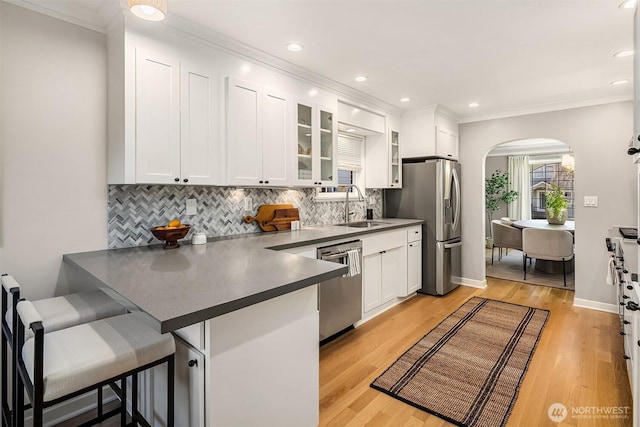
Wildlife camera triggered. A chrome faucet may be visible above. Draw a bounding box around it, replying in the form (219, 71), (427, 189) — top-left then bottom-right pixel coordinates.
(344, 184), (365, 223)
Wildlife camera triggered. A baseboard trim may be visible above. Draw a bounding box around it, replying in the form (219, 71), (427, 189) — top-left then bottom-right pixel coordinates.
(459, 277), (487, 289)
(573, 298), (618, 314)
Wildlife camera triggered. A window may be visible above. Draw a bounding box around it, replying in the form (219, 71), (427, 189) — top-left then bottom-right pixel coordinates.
(529, 159), (574, 219)
(317, 134), (365, 200)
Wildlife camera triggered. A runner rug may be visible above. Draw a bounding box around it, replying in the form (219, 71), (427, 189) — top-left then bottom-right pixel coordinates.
(370, 297), (549, 427)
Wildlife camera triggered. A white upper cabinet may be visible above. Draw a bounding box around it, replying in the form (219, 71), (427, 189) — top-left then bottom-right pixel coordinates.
(226, 77), (292, 186)
(401, 105), (459, 160)
(295, 102), (337, 187)
(109, 47), (219, 185)
(365, 122), (401, 189)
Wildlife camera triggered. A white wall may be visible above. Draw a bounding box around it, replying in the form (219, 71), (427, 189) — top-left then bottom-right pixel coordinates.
(0, 3), (108, 299)
(459, 101), (636, 306)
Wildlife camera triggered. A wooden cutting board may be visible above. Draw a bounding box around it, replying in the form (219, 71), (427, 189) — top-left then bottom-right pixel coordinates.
(262, 208), (300, 231)
(243, 204), (297, 232)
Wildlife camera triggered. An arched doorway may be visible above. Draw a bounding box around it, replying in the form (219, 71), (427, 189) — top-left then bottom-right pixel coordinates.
(484, 138), (575, 289)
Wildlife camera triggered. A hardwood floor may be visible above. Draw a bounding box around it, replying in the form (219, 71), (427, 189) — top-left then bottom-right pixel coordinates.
(319, 278), (632, 427)
(60, 278), (631, 426)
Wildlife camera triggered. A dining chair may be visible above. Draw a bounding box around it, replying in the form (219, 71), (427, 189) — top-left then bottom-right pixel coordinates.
(522, 228), (574, 287)
(491, 220), (523, 265)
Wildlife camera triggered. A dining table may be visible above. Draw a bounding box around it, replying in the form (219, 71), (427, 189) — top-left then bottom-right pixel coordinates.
(512, 219), (575, 274)
(512, 219), (575, 233)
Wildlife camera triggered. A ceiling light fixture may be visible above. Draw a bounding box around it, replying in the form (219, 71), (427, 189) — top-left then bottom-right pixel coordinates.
(469, 102), (480, 108)
(354, 76), (368, 82)
(287, 43), (304, 52)
(614, 50), (634, 58)
(400, 97), (411, 102)
(128, 0), (167, 21)
(610, 79), (630, 85)
(619, 0), (636, 8)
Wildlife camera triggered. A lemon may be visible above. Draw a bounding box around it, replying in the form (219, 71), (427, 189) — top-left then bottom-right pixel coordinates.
(168, 219), (181, 228)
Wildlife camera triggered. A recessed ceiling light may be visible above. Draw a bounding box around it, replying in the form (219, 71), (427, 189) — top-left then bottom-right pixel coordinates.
(308, 89), (318, 97)
(614, 50), (634, 58)
(400, 97), (411, 102)
(346, 128), (357, 133)
(610, 79), (630, 85)
(354, 76), (368, 82)
(469, 102), (480, 108)
(619, 0), (636, 8)
(287, 43), (304, 52)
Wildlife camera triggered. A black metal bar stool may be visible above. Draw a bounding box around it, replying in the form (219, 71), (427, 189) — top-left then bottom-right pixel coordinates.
(14, 302), (175, 427)
(1, 274), (126, 427)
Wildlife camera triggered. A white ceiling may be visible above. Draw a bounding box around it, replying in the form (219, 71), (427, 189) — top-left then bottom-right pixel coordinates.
(10, 0), (636, 122)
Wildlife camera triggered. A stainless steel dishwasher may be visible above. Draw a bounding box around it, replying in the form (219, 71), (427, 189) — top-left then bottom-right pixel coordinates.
(317, 240), (363, 343)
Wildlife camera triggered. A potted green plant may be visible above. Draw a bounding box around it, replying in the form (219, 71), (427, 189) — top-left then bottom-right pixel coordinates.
(545, 184), (568, 224)
(485, 170), (519, 247)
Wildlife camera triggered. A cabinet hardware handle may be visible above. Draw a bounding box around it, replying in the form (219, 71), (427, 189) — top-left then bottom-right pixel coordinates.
(624, 320), (631, 324)
(628, 285), (634, 290)
(174, 177), (180, 182)
(624, 355), (631, 360)
(620, 302), (626, 306)
(620, 331), (626, 336)
(627, 301), (640, 311)
(637, 135), (640, 142)
(637, 340), (640, 347)
(183, 178), (189, 183)
(623, 295), (630, 299)
(259, 180), (264, 184)
(265, 181), (269, 184)
(188, 359), (198, 367)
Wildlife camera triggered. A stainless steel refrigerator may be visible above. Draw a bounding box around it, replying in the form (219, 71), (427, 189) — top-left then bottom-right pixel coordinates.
(385, 158), (461, 295)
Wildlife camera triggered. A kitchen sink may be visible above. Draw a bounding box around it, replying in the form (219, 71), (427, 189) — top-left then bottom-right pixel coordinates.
(334, 221), (389, 228)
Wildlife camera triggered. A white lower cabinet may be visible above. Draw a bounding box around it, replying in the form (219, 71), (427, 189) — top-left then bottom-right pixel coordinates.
(362, 229), (407, 313)
(138, 336), (206, 427)
(406, 240), (422, 294)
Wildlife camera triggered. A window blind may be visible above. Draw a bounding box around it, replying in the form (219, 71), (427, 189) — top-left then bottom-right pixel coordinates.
(337, 135), (363, 171)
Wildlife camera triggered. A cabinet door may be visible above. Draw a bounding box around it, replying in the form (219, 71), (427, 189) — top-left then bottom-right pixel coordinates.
(389, 130), (401, 188)
(381, 247), (402, 304)
(227, 78), (262, 185)
(363, 253), (382, 312)
(262, 89), (291, 185)
(318, 106), (337, 186)
(135, 49), (181, 184)
(407, 241), (422, 294)
(181, 65), (218, 185)
(436, 127), (458, 160)
(295, 102), (316, 185)
(144, 337), (205, 426)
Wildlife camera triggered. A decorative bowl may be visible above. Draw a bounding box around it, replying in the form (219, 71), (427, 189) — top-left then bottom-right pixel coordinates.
(150, 225), (191, 249)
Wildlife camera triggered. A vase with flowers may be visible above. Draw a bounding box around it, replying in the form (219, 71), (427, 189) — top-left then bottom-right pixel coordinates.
(545, 184), (568, 225)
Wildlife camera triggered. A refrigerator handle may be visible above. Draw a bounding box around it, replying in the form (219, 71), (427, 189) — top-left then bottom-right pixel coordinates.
(452, 167), (461, 232)
(444, 241), (463, 249)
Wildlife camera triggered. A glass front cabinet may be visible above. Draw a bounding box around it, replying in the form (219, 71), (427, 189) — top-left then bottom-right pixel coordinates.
(295, 102), (337, 187)
(389, 130), (401, 188)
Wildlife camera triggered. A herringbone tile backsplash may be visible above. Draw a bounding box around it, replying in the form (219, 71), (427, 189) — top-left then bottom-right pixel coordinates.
(108, 185), (383, 248)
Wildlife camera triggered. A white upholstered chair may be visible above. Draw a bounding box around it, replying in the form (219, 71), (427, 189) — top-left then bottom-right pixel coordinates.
(1, 274), (126, 427)
(491, 220), (523, 265)
(522, 228), (574, 287)
(15, 302), (176, 426)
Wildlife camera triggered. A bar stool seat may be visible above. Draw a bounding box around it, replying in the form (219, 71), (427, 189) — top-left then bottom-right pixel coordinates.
(16, 304), (175, 426)
(1, 274), (126, 427)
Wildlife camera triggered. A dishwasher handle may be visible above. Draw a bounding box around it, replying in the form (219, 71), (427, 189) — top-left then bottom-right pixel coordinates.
(320, 252), (349, 261)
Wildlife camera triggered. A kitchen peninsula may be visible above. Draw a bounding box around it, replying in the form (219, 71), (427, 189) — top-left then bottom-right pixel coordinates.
(63, 218), (422, 426)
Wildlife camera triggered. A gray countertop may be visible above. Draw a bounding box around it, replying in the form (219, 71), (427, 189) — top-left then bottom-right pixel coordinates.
(64, 218), (422, 333)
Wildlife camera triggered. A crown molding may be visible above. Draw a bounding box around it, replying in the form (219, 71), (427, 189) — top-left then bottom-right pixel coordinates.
(159, 12), (402, 116)
(2, 0), (111, 33)
(459, 94), (633, 124)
